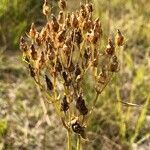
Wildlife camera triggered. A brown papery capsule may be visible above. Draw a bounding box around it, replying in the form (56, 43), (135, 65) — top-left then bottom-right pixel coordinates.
(43, 0), (50, 16)
(30, 44), (37, 60)
(58, 0), (67, 10)
(58, 11), (64, 24)
(71, 13), (79, 28)
(29, 23), (36, 39)
(116, 29), (124, 46)
(35, 32), (42, 46)
(45, 75), (53, 91)
(85, 3), (93, 13)
(74, 29), (83, 46)
(105, 38), (115, 55)
(110, 55), (119, 72)
(57, 30), (66, 43)
(61, 95), (69, 112)
(71, 119), (86, 138)
(76, 95), (88, 115)
(51, 14), (59, 32)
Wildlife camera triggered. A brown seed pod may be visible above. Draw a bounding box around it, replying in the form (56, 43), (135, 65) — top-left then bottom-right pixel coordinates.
(61, 95), (69, 112)
(74, 29), (83, 46)
(43, 0), (50, 16)
(71, 13), (79, 28)
(105, 38), (115, 55)
(71, 118), (86, 139)
(58, 0), (67, 10)
(58, 11), (64, 24)
(51, 14), (59, 32)
(85, 3), (93, 13)
(110, 55), (119, 72)
(45, 75), (53, 91)
(76, 95), (88, 115)
(57, 30), (66, 43)
(35, 32), (42, 46)
(116, 29), (124, 46)
(29, 23), (36, 39)
(30, 44), (38, 60)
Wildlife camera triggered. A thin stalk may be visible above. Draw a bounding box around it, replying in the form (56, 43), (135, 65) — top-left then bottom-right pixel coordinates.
(77, 135), (81, 150)
(67, 130), (72, 150)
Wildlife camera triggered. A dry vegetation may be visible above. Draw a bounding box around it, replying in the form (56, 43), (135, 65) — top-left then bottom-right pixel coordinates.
(0, 0), (150, 150)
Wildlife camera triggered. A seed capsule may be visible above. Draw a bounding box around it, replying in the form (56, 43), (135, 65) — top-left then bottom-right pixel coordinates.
(74, 29), (83, 46)
(58, 11), (64, 24)
(51, 14), (59, 32)
(61, 95), (69, 112)
(30, 44), (37, 60)
(116, 29), (124, 46)
(76, 95), (88, 115)
(29, 23), (36, 39)
(71, 118), (86, 139)
(43, 0), (50, 16)
(105, 38), (115, 55)
(110, 55), (119, 72)
(71, 13), (79, 28)
(45, 75), (53, 91)
(58, 0), (67, 10)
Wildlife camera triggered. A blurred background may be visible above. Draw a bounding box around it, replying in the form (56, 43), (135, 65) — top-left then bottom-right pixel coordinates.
(0, 0), (150, 149)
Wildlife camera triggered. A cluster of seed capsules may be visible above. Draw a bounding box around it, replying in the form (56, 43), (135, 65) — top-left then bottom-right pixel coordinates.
(20, 0), (124, 139)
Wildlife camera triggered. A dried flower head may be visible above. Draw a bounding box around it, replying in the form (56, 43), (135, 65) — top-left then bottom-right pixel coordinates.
(20, 0), (123, 144)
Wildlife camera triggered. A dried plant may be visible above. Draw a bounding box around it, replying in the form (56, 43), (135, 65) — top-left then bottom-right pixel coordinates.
(20, 0), (124, 149)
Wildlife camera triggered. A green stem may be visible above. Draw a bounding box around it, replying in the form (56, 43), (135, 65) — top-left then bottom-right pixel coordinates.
(67, 130), (72, 150)
(77, 135), (81, 150)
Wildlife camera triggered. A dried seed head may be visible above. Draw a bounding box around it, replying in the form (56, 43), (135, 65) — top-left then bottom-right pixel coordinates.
(45, 75), (53, 91)
(116, 29), (124, 46)
(61, 95), (69, 112)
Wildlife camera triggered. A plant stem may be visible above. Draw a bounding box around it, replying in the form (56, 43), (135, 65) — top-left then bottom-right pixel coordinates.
(77, 135), (81, 150)
(67, 130), (72, 150)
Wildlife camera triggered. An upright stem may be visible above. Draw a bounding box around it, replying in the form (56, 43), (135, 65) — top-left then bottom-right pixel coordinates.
(67, 130), (72, 150)
(77, 135), (81, 150)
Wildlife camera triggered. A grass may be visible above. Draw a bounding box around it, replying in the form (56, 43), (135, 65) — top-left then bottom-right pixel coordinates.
(0, 0), (150, 149)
